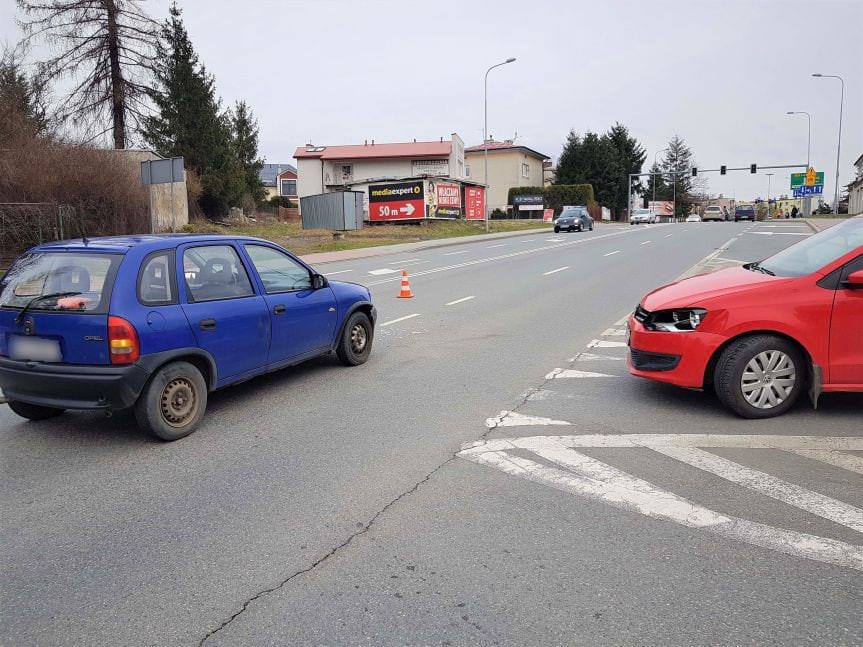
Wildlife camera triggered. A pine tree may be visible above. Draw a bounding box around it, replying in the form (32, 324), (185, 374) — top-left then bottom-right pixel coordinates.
(229, 101), (266, 204)
(0, 47), (50, 143)
(16, 0), (158, 148)
(661, 135), (696, 218)
(646, 162), (669, 205)
(143, 3), (243, 216)
(606, 122), (646, 215)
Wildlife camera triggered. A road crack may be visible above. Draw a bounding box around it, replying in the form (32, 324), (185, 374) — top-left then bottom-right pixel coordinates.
(197, 455), (457, 646)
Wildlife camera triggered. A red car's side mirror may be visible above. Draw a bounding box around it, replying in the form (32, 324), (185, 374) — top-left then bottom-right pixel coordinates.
(842, 269), (863, 290)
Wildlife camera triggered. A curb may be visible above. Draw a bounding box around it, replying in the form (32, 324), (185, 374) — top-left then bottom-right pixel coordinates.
(802, 219), (820, 233)
(300, 226), (556, 265)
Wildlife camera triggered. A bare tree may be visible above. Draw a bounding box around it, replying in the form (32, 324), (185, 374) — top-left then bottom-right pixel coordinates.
(16, 0), (158, 149)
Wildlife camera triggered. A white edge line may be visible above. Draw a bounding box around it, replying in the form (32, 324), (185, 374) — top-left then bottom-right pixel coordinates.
(380, 313), (421, 327)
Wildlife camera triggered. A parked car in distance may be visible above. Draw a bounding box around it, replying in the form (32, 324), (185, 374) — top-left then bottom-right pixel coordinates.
(685, 214), (702, 223)
(0, 235), (376, 440)
(555, 206), (594, 233)
(627, 216), (863, 418)
(630, 208), (658, 225)
(702, 205), (724, 222)
(734, 204), (756, 221)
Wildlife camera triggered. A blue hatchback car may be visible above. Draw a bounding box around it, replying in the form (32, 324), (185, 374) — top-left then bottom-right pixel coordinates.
(0, 235), (376, 440)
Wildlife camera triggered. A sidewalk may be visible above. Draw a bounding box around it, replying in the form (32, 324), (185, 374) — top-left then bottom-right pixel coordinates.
(299, 223), (568, 264)
(804, 217), (851, 232)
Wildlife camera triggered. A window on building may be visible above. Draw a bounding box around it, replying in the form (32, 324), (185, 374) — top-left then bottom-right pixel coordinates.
(280, 179), (297, 196)
(465, 165), (471, 177)
(340, 164), (353, 177)
(522, 163), (530, 178)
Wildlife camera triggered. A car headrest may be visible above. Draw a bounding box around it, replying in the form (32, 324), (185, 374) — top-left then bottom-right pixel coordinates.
(46, 265), (91, 293)
(201, 258), (233, 284)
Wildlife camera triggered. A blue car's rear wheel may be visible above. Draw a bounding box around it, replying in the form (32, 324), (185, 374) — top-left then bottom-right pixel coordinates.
(337, 311), (373, 366)
(135, 361), (207, 441)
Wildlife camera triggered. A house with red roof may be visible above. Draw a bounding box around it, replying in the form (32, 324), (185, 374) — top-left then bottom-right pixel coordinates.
(464, 140), (550, 214)
(294, 134), (488, 221)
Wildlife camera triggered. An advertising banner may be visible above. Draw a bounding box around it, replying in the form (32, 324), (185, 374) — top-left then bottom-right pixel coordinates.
(434, 182), (462, 217)
(543, 209), (554, 222)
(465, 186), (485, 220)
(368, 181), (425, 221)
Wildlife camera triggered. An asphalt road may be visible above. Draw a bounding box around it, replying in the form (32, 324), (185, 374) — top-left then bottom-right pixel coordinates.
(2, 220), (860, 646)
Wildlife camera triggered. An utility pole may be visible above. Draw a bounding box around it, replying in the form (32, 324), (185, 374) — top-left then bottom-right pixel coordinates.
(653, 148), (669, 206)
(766, 173), (774, 220)
(483, 58), (516, 232)
(786, 110), (812, 216)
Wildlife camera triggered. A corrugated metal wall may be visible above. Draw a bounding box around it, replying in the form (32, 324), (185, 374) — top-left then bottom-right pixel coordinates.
(300, 192), (364, 230)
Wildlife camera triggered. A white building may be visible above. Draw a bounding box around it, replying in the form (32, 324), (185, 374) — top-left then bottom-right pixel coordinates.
(848, 153), (863, 216)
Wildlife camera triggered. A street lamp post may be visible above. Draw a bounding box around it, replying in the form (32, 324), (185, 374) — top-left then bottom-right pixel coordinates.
(766, 173), (774, 220)
(483, 57), (516, 233)
(812, 73), (845, 214)
(785, 111), (811, 167)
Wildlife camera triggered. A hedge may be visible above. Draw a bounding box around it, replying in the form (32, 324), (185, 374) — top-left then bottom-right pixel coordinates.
(507, 184), (595, 215)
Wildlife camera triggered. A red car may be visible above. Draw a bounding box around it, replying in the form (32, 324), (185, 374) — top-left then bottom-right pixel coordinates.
(628, 216), (863, 418)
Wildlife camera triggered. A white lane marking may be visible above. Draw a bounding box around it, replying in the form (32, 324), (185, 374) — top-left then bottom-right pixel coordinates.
(587, 339), (627, 348)
(546, 237), (566, 242)
(443, 250), (470, 256)
(546, 368), (616, 379)
(365, 226), (670, 286)
(774, 232), (810, 236)
(458, 434), (863, 572)
(542, 266), (570, 276)
(653, 446), (863, 534)
(368, 268), (398, 275)
(604, 250), (621, 256)
(521, 239), (537, 243)
(324, 269), (353, 276)
(486, 243), (508, 248)
(665, 234), (673, 238)
(389, 258), (421, 264)
(601, 328), (627, 336)
(485, 411), (571, 429)
(445, 296), (475, 306)
(787, 449), (863, 475)
(748, 231), (773, 236)
(640, 240), (652, 245)
(380, 313), (421, 327)
(572, 353), (625, 362)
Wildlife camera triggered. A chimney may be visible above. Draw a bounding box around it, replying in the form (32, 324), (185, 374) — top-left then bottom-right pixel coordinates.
(371, 139), (375, 145)
(364, 139), (368, 145)
(440, 136), (443, 142)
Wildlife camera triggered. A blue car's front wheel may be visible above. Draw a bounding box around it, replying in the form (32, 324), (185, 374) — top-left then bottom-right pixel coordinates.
(337, 311), (373, 366)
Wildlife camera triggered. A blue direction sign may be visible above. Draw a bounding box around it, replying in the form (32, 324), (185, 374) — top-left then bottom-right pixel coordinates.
(793, 185), (823, 198)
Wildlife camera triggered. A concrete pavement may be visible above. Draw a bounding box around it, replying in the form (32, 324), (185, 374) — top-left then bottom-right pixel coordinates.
(2, 221), (860, 646)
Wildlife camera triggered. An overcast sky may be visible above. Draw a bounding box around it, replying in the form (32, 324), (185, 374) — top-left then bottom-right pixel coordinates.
(3, 0), (861, 203)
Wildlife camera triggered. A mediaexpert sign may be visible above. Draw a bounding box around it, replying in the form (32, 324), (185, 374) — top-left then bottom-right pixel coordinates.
(435, 182), (462, 217)
(465, 186), (485, 220)
(368, 181), (425, 221)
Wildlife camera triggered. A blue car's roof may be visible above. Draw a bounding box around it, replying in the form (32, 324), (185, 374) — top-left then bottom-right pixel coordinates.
(31, 234), (271, 254)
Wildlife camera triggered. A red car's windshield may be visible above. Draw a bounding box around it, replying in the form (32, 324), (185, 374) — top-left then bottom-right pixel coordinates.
(758, 218), (863, 277)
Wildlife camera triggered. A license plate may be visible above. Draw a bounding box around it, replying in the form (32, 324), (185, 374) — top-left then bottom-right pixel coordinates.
(9, 336), (62, 362)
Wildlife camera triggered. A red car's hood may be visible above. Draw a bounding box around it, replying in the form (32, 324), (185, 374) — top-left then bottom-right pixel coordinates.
(641, 266), (796, 311)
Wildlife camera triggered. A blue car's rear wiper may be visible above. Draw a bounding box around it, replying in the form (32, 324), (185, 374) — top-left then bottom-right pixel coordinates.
(14, 292), (81, 324)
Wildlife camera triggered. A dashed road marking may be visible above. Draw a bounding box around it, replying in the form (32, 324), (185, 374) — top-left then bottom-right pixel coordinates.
(389, 258), (421, 264)
(588, 339), (627, 348)
(324, 269), (353, 276)
(443, 250), (470, 256)
(380, 313), (421, 326)
(542, 266), (570, 276)
(485, 411), (571, 429)
(445, 296), (475, 306)
(368, 268), (399, 275)
(458, 434), (863, 572)
(604, 250), (621, 256)
(641, 240), (652, 245)
(545, 368), (617, 379)
(486, 243), (508, 249)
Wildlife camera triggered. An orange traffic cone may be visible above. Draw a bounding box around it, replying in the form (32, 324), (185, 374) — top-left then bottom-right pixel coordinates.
(397, 270), (414, 298)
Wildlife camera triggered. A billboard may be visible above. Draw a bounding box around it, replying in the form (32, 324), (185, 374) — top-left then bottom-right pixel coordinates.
(368, 181), (425, 221)
(648, 201), (674, 216)
(465, 186), (485, 220)
(434, 182), (462, 217)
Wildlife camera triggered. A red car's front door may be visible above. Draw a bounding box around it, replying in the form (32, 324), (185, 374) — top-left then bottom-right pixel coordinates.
(829, 255), (863, 385)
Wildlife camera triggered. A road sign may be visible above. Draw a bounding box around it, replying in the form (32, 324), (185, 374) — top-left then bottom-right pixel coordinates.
(791, 169), (824, 188)
(793, 185), (823, 197)
(367, 180), (425, 221)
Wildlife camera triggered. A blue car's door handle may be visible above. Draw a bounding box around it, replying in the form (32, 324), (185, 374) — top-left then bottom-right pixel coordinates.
(273, 304), (286, 315)
(199, 318), (216, 330)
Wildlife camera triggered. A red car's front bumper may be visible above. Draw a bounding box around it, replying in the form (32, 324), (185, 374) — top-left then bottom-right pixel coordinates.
(626, 315), (727, 389)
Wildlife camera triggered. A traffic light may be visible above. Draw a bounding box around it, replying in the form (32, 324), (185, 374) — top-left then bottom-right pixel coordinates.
(691, 167), (697, 176)
(750, 164), (757, 174)
(720, 165), (726, 175)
